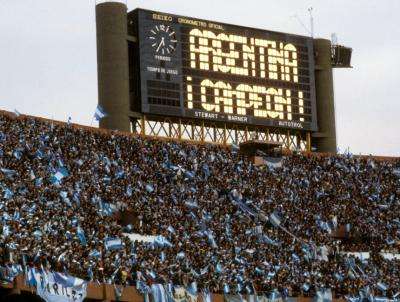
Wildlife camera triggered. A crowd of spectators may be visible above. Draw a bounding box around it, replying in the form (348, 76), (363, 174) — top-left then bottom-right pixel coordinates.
(0, 112), (399, 299)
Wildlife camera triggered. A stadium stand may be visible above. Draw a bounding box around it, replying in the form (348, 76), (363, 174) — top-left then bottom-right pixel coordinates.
(0, 110), (399, 301)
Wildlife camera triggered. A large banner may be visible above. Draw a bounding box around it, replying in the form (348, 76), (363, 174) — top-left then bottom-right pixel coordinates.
(29, 268), (87, 302)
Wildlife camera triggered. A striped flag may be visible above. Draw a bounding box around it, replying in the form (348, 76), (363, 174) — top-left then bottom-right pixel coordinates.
(264, 157), (282, 169)
(53, 272), (86, 287)
(49, 167), (69, 184)
(94, 105), (107, 121)
(104, 238), (124, 251)
(377, 282), (388, 292)
(269, 212), (281, 227)
(315, 288), (332, 302)
(77, 226), (87, 246)
(0, 168), (17, 179)
(151, 284), (167, 302)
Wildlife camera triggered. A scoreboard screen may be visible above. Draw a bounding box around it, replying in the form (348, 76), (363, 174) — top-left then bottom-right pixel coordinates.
(131, 9), (317, 131)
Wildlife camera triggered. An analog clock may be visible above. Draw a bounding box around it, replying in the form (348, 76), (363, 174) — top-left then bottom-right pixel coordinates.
(148, 24), (177, 55)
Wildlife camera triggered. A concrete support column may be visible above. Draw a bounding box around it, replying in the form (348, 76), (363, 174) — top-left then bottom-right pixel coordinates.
(96, 2), (131, 131)
(313, 39), (337, 153)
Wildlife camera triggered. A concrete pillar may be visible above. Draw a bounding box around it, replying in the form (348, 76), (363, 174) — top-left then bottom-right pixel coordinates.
(96, 2), (131, 131)
(313, 39), (337, 153)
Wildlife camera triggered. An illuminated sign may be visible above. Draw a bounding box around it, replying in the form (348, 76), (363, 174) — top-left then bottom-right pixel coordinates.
(129, 9), (317, 131)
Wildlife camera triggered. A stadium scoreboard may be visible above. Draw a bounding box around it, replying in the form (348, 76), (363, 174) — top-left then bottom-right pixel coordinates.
(130, 9), (318, 131)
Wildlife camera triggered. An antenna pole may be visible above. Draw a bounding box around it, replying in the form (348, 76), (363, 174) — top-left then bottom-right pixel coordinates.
(292, 15), (312, 36)
(308, 7), (314, 38)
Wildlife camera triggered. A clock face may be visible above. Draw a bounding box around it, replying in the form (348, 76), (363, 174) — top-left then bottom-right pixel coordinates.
(148, 24), (177, 55)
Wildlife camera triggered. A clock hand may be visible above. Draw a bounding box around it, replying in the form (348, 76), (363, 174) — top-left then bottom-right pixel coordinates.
(156, 41), (163, 52)
(156, 38), (166, 52)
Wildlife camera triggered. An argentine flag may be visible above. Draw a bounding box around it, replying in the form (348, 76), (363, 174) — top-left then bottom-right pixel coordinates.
(315, 288), (332, 302)
(77, 226), (87, 246)
(53, 272), (86, 288)
(104, 237), (124, 251)
(151, 284), (167, 302)
(94, 105), (107, 121)
(269, 212), (281, 227)
(49, 167), (69, 184)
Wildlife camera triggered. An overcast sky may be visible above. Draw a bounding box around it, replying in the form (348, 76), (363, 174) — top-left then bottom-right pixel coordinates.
(0, 0), (399, 156)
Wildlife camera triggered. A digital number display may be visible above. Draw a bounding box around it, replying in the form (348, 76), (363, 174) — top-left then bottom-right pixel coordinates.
(131, 9), (317, 131)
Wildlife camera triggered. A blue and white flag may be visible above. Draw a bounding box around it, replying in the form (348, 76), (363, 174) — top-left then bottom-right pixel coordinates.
(33, 230), (43, 239)
(345, 295), (360, 302)
(176, 252), (185, 259)
(0, 264), (22, 283)
(359, 286), (374, 302)
(151, 284), (167, 302)
(269, 290), (282, 302)
(205, 231), (218, 248)
(167, 226), (175, 234)
(202, 164), (211, 178)
(31, 269), (87, 302)
(89, 249), (101, 258)
(99, 201), (116, 216)
(317, 246), (329, 262)
(1, 168), (17, 179)
(236, 201), (256, 217)
(269, 212), (281, 227)
(200, 289), (212, 302)
(114, 284), (124, 301)
(25, 266), (37, 287)
(186, 282), (198, 302)
(104, 237), (124, 251)
(94, 105), (107, 121)
(160, 251), (166, 262)
(13, 149), (22, 160)
(154, 235), (173, 248)
(334, 273), (344, 282)
(215, 263), (223, 274)
(146, 184), (155, 193)
(223, 283), (230, 294)
(302, 283), (310, 292)
(264, 157), (282, 169)
(77, 226), (87, 246)
(3, 188), (13, 199)
(315, 288), (332, 302)
(224, 295), (247, 302)
(126, 185), (133, 197)
(50, 167), (69, 184)
(185, 200), (199, 209)
(53, 272), (86, 288)
(376, 282), (388, 292)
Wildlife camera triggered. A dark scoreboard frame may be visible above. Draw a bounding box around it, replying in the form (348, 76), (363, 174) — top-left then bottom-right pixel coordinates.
(128, 9), (318, 132)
